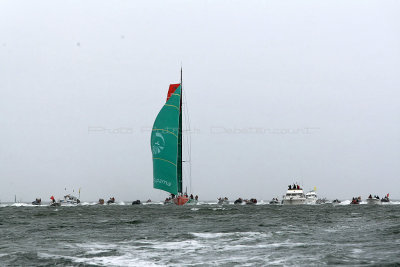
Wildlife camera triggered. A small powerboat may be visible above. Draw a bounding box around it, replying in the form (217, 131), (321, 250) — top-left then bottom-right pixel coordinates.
(132, 200), (141, 205)
(351, 197), (361, 204)
(31, 198), (41, 205)
(60, 194), (80, 205)
(381, 195), (390, 203)
(234, 198), (243, 205)
(49, 196), (61, 206)
(332, 199), (341, 205)
(366, 195), (381, 205)
(164, 198), (174, 205)
(245, 198), (257, 205)
(305, 190), (318, 204)
(107, 197), (116, 205)
(269, 198), (279, 204)
(218, 197), (229, 205)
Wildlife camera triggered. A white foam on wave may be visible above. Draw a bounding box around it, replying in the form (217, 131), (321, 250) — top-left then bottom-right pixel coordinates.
(38, 231), (329, 267)
(11, 203), (34, 207)
(75, 242), (118, 250)
(220, 241), (310, 251)
(207, 202), (218, 205)
(192, 232), (231, 239)
(190, 208), (199, 211)
(142, 202), (164, 205)
(38, 251), (160, 267)
(80, 202), (97, 206)
(192, 231), (272, 239)
(151, 239), (206, 251)
(351, 248), (364, 254)
(339, 200), (351, 205)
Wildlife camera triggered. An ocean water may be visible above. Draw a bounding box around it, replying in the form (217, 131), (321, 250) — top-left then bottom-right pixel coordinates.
(0, 202), (399, 266)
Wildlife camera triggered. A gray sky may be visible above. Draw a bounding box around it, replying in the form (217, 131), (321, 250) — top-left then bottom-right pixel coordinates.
(1, 0), (399, 202)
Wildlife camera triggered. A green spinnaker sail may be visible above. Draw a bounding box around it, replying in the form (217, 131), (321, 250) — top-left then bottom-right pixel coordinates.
(151, 85), (182, 195)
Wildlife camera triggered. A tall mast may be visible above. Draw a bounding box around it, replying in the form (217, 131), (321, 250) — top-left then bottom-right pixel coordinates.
(177, 67), (183, 193)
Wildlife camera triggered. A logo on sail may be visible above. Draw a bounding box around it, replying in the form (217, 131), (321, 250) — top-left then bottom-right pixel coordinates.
(154, 178), (171, 187)
(151, 132), (165, 155)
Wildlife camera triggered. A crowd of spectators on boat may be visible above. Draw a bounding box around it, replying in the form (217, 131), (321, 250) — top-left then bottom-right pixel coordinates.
(381, 194), (390, 202)
(288, 184), (301, 190)
(164, 194), (198, 202)
(368, 194), (390, 202)
(351, 196), (362, 204)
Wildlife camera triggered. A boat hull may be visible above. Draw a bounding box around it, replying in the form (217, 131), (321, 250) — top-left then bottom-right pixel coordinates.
(305, 198), (317, 204)
(173, 196), (189, 206)
(282, 198), (306, 205)
(366, 198), (381, 205)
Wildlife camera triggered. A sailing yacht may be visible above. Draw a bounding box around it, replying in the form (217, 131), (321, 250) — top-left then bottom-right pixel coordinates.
(151, 69), (192, 206)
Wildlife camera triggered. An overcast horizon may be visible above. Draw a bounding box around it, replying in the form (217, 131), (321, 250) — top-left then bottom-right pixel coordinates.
(1, 0), (399, 202)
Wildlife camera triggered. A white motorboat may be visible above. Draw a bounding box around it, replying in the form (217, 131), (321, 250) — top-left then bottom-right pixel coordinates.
(60, 194), (80, 205)
(366, 196), (381, 205)
(217, 197), (229, 205)
(269, 198), (279, 205)
(282, 187), (306, 205)
(305, 190), (318, 204)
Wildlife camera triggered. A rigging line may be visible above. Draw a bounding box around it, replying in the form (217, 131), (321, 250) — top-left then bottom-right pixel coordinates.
(182, 87), (192, 193)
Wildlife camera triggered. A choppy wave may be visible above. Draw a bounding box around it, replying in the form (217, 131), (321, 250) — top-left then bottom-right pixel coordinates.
(1, 203), (399, 266)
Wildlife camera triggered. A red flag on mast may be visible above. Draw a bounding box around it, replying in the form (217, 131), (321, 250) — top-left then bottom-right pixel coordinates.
(166, 84), (180, 102)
